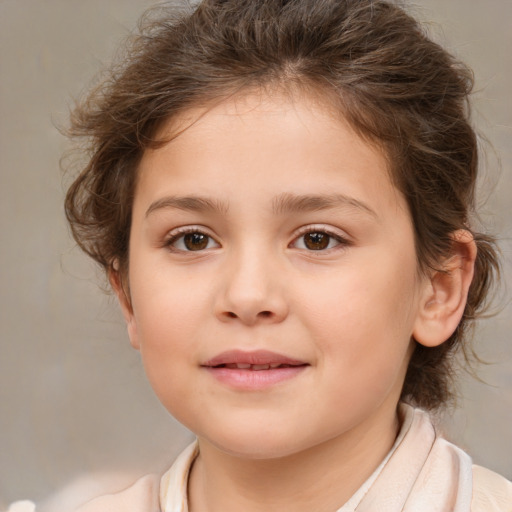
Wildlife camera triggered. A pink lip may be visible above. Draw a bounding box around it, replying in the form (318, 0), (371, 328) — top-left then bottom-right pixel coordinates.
(203, 349), (306, 367)
(201, 350), (309, 390)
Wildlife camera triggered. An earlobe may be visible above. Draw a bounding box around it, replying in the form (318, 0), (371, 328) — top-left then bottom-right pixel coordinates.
(413, 230), (477, 348)
(108, 267), (140, 350)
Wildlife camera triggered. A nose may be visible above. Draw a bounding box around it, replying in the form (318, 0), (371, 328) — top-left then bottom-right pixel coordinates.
(215, 247), (289, 326)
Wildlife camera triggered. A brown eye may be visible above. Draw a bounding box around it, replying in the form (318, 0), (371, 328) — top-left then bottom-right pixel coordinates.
(303, 232), (330, 250)
(167, 230), (219, 252)
(183, 232), (209, 251)
(291, 229), (346, 252)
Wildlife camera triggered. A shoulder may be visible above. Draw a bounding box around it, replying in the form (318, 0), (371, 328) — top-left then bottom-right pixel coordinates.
(471, 464), (512, 512)
(74, 474), (160, 512)
(71, 441), (198, 512)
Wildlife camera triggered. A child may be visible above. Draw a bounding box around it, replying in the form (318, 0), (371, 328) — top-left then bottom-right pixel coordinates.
(61, 0), (511, 510)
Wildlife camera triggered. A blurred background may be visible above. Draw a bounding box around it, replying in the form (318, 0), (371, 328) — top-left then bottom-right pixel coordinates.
(1, 0), (511, 508)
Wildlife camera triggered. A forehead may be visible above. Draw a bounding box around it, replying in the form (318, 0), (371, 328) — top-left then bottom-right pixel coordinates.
(136, 91), (408, 220)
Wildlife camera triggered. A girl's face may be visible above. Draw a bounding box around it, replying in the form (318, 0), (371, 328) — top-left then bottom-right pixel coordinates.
(122, 92), (429, 459)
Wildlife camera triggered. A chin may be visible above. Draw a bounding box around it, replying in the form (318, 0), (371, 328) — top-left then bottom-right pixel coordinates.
(211, 437), (302, 460)
(198, 421), (326, 461)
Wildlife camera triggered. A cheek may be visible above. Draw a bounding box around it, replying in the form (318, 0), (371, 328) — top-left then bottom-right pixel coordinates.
(132, 289), (199, 420)
(128, 282), (200, 392)
(295, 254), (419, 360)
(131, 266), (207, 341)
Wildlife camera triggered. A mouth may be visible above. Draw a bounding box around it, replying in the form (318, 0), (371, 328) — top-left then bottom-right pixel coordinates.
(202, 349), (308, 369)
(201, 350), (309, 389)
(211, 362), (304, 370)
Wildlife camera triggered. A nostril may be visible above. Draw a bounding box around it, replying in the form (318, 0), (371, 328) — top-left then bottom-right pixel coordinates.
(220, 310), (279, 322)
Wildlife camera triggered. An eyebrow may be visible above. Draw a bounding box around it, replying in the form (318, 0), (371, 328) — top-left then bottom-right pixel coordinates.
(145, 193), (376, 218)
(145, 195), (229, 217)
(272, 193), (377, 217)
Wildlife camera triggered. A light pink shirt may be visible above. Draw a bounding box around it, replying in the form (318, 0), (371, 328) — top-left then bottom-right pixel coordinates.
(62, 404), (512, 511)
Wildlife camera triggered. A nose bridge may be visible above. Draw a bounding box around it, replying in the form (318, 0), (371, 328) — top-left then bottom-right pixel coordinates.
(217, 238), (287, 324)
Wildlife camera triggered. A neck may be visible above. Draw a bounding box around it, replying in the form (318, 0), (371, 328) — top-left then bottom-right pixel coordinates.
(188, 405), (400, 512)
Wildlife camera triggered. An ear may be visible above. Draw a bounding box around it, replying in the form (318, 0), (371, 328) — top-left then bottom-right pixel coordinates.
(109, 267), (140, 350)
(413, 230), (477, 348)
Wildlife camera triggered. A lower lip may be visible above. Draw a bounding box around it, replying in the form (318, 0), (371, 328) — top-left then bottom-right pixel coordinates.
(203, 366), (307, 390)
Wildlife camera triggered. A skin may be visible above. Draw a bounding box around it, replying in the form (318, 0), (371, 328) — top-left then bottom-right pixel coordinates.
(114, 92), (475, 512)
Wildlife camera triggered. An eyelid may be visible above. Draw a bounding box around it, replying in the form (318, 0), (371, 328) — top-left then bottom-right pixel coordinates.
(163, 225), (220, 252)
(289, 224), (352, 250)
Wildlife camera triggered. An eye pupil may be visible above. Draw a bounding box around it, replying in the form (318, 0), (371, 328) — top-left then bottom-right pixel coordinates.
(184, 232), (208, 251)
(304, 232), (329, 250)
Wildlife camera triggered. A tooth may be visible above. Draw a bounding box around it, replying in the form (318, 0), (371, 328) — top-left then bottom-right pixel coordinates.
(236, 363), (251, 369)
(252, 364), (270, 370)
(270, 363), (281, 368)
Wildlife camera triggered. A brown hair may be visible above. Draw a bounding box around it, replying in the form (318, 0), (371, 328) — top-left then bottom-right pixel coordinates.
(65, 0), (499, 409)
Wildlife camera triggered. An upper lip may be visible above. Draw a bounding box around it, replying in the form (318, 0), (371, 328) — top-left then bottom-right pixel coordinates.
(202, 350), (307, 367)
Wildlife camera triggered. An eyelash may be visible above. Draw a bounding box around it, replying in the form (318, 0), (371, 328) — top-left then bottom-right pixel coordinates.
(163, 225), (351, 253)
(290, 226), (351, 253)
(164, 226), (219, 253)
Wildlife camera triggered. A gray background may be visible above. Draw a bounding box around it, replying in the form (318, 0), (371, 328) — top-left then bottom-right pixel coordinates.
(1, 0), (511, 507)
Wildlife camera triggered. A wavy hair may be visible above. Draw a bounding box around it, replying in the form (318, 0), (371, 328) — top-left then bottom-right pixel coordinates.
(65, 0), (500, 409)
